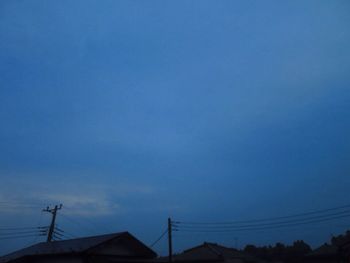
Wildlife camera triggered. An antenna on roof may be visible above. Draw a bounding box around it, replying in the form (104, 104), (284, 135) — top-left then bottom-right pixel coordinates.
(43, 204), (63, 242)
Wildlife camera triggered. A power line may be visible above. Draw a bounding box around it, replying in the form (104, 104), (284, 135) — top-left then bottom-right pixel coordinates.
(32, 210), (45, 244)
(1, 202), (114, 236)
(173, 204), (350, 234)
(54, 227), (64, 233)
(0, 226), (42, 231)
(54, 226), (77, 239)
(174, 210), (350, 229)
(0, 230), (46, 236)
(53, 230), (64, 237)
(150, 229), (168, 248)
(174, 214), (350, 233)
(60, 232), (77, 239)
(175, 204), (350, 225)
(0, 226), (47, 237)
(0, 234), (45, 240)
(0, 235), (41, 240)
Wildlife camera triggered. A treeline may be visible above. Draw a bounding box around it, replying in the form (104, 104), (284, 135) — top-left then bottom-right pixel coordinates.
(243, 240), (311, 262)
(242, 229), (350, 262)
(331, 230), (350, 246)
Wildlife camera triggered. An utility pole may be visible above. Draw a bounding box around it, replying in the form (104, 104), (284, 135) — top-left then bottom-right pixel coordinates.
(43, 204), (62, 242)
(168, 218), (173, 263)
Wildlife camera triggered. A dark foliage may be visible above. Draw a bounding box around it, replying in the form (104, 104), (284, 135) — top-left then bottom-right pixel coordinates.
(243, 240), (311, 262)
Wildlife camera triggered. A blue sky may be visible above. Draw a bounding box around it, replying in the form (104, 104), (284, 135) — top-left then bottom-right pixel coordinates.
(0, 0), (350, 256)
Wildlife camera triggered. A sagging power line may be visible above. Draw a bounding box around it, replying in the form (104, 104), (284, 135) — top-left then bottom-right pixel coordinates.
(175, 204), (350, 225)
(150, 228), (168, 248)
(173, 204), (350, 233)
(0, 226), (47, 241)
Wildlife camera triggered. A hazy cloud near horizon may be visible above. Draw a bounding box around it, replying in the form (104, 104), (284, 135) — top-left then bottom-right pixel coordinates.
(0, 174), (161, 216)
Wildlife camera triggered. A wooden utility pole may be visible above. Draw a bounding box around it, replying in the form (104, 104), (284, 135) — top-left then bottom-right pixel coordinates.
(43, 204), (62, 242)
(168, 217), (173, 263)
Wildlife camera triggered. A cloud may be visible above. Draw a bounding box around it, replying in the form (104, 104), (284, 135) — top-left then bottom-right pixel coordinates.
(43, 193), (120, 217)
(0, 172), (155, 217)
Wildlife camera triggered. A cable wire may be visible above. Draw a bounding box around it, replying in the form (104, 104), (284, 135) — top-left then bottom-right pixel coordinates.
(175, 204), (350, 225)
(174, 210), (350, 229)
(174, 213), (350, 233)
(0, 226), (41, 231)
(150, 229), (168, 248)
(0, 230), (46, 236)
(0, 234), (45, 240)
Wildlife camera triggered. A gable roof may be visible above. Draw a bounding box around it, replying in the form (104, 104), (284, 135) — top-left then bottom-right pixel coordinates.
(0, 232), (157, 263)
(170, 242), (247, 262)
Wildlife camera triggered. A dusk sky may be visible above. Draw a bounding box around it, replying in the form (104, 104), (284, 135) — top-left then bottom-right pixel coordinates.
(1, 0), (350, 256)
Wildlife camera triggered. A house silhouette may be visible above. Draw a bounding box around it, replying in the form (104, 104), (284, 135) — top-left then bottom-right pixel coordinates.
(0, 232), (157, 263)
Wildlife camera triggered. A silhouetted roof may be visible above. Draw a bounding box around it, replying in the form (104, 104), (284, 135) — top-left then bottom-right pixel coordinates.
(0, 231), (157, 263)
(177, 242), (241, 261)
(159, 242), (257, 263)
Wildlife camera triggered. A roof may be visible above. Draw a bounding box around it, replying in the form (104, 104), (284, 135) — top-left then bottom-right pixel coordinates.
(162, 242), (251, 263)
(0, 231), (157, 263)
